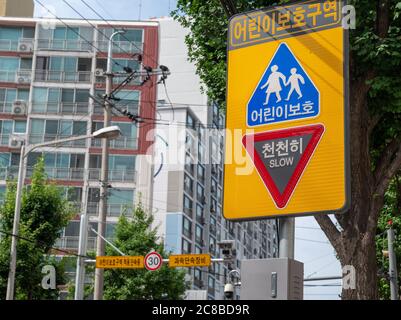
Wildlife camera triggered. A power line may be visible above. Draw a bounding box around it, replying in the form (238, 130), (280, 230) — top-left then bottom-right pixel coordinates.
(34, 0), (124, 69)
(80, 0), (160, 67)
(62, 0), (142, 60)
(0, 228), (90, 259)
(296, 237), (331, 245)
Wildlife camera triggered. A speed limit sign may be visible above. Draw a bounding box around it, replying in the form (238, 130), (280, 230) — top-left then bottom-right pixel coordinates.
(144, 251), (163, 271)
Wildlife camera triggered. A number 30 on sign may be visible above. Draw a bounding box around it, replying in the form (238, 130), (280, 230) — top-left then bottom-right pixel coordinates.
(144, 251), (163, 271)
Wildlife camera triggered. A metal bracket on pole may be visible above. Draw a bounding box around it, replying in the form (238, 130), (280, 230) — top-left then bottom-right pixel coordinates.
(90, 228), (126, 256)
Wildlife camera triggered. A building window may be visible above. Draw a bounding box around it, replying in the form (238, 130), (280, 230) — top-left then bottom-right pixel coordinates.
(184, 173), (193, 195)
(208, 276), (215, 290)
(196, 183), (204, 203)
(183, 195), (193, 217)
(197, 164), (205, 184)
(182, 238), (191, 254)
(182, 216), (192, 239)
(195, 225), (203, 245)
(196, 204), (204, 223)
(186, 112), (195, 129)
(185, 152), (194, 176)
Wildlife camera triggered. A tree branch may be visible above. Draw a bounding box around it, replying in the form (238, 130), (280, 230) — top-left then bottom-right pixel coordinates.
(376, 0), (390, 38)
(368, 113), (382, 137)
(374, 136), (401, 190)
(315, 215), (343, 258)
(218, 0), (238, 18)
(375, 143), (401, 196)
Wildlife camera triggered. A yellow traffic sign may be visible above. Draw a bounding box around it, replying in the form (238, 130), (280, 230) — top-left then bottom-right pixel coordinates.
(169, 254), (211, 268)
(224, 0), (350, 220)
(96, 256), (144, 269)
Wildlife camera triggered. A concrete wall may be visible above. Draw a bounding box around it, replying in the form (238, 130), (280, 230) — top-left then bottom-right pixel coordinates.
(0, 0), (34, 17)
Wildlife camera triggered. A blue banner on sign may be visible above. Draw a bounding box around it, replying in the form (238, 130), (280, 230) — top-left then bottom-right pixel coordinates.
(247, 43), (320, 127)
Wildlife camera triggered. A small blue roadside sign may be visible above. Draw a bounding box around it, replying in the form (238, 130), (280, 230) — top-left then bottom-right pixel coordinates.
(247, 42), (320, 127)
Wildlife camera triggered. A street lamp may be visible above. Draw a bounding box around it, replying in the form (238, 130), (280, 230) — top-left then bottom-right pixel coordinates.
(5, 126), (121, 300)
(93, 29), (125, 301)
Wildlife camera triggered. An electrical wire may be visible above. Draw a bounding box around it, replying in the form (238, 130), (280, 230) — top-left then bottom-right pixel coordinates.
(0, 228), (91, 259)
(62, 0), (143, 60)
(34, 0), (125, 69)
(296, 237), (331, 245)
(80, 0), (160, 67)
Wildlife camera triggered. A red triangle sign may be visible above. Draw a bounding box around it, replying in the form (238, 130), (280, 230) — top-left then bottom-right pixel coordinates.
(242, 124), (325, 209)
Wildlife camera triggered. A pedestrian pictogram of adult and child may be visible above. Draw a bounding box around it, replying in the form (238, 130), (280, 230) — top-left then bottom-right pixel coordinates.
(260, 65), (305, 105)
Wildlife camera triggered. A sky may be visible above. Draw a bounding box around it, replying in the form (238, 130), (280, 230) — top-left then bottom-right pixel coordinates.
(33, 0), (342, 300)
(34, 0), (178, 20)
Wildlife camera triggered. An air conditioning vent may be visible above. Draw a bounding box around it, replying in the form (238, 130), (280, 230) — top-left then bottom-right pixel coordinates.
(17, 76), (30, 84)
(95, 68), (104, 77)
(9, 135), (25, 148)
(12, 100), (27, 115)
(18, 41), (33, 52)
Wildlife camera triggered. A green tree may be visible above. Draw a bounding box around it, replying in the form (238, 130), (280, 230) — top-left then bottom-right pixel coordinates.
(103, 204), (187, 300)
(0, 157), (73, 299)
(174, 0), (401, 299)
(376, 174), (401, 299)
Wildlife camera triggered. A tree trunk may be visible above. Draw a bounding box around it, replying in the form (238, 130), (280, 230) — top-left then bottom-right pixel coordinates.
(340, 233), (378, 300)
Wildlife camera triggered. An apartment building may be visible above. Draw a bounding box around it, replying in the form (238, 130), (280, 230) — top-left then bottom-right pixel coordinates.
(0, 16), (159, 252)
(153, 18), (278, 300)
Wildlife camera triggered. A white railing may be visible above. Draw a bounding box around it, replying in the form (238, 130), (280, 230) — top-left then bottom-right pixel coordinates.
(0, 102), (13, 114)
(26, 167), (85, 180)
(88, 169), (136, 182)
(29, 134), (87, 148)
(93, 103), (139, 115)
(91, 136), (138, 149)
(0, 166), (19, 180)
(31, 102), (89, 115)
(0, 69), (32, 83)
(87, 202), (133, 217)
(35, 70), (92, 83)
(0, 39), (34, 52)
(96, 40), (143, 53)
(37, 39), (94, 52)
(55, 236), (97, 250)
(0, 134), (11, 146)
(95, 74), (141, 85)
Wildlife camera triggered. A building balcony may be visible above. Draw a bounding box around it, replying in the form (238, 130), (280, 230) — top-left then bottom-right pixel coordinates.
(0, 70), (32, 84)
(55, 236), (97, 251)
(93, 103), (138, 116)
(91, 136), (138, 150)
(0, 134), (12, 146)
(29, 134), (87, 148)
(37, 39), (94, 52)
(26, 167), (85, 181)
(34, 70), (92, 83)
(0, 166), (19, 180)
(88, 169), (136, 183)
(0, 39), (34, 52)
(87, 202), (133, 217)
(31, 102), (89, 116)
(96, 40), (143, 54)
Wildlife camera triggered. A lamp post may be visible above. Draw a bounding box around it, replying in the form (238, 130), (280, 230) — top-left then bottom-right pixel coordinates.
(5, 126), (121, 300)
(93, 29), (125, 301)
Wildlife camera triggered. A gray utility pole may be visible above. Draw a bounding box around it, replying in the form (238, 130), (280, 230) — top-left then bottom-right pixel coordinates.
(279, 217), (295, 259)
(93, 30), (125, 300)
(6, 144), (25, 300)
(388, 225), (399, 300)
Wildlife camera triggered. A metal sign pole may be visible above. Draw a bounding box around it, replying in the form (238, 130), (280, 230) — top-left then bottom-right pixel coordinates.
(279, 217), (295, 259)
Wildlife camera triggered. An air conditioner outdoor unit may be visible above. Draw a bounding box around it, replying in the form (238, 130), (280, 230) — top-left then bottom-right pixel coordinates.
(95, 68), (104, 77)
(12, 100), (27, 115)
(18, 41), (33, 52)
(17, 76), (30, 84)
(9, 135), (25, 148)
